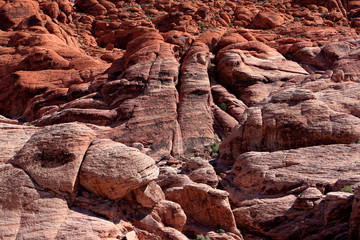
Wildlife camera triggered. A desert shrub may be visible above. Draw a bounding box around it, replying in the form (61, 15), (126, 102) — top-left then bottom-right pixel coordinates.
(219, 102), (227, 111)
(341, 185), (354, 193)
(197, 235), (210, 240)
(207, 142), (220, 158)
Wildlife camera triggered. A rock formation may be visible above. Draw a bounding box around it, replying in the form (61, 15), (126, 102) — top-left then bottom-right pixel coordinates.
(1, 0), (360, 239)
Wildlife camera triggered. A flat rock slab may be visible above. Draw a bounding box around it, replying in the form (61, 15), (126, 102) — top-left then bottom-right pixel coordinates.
(232, 144), (360, 194)
(0, 164), (68, 239)
(0, 123), (37, 163)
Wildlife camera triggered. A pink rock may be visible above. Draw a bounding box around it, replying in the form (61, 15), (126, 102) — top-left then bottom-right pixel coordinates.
(178, 42), (215, 154)
(231, 144), (360, 194)
(0, 164), (68, 239)
(80, 139), (159, 200)
(10, 122), (95, 196)
(216, 41), (308, 99)
(167, 183), (240, 236)
(220, 88), (360, 165)
(0, 122), (37, 163)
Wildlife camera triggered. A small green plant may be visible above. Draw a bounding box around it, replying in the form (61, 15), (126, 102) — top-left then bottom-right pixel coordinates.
(216, 228), (226, 234)
(357, 137), (360, 144)
(219, 102), (227, 111)
(294, 17), (299, 22)
(341, 185), (354, 193)
(104, 19), (111, 23)
(321, 11), (328, 18)
(207, 142), (220, 158)
(196, 235), (210, 240)
(199, 21), (207, 32)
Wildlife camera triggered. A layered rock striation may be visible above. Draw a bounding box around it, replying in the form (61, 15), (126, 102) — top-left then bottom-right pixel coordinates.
(1, 0), (360, 239)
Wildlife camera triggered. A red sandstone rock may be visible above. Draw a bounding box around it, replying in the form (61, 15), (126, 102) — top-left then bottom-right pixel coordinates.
(80, 139), (159, 200)
(178, 42), (215, 154)
(0, 123), (37, 163)
(0, 164), (68, 239)
(1, 0), (360, 239)
(251, 11), (285, 29)
(0, 0), (40, 30)
(231, 144), (360, 194)
(220, 88), (360, 165)
(140, 200), (188, 240)
(181, 157), (219, 188)
(10, 122), (95, 196)
(216, 41), (308, 99)
(167, 182), (240, 236)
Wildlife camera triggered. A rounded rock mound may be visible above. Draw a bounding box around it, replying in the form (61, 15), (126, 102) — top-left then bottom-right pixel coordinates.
(79, 139), (159, 200)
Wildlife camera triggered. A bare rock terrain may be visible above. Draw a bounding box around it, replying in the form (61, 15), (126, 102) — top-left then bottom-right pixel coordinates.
(1, 0), (360, 239)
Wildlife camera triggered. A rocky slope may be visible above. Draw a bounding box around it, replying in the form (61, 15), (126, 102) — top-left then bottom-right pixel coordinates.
(1, 0), (360, 239)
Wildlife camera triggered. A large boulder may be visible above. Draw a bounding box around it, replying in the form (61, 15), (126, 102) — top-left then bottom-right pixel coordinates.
(233, 191), (352, 239)
(10, 123), (95, 196)
(350, 186), (360, 239)
(140, 200), (188, 240)
(0, 0), (40, 30)
(216, 41), (308, 94)
(181, 157), (218, 188)
(166, 182), (240, 235)
(55, 207), (123, 239)
(231, 144), (360, 195)
(80, 139), (159, 200)
(220, 88), (360, 165)
(251, 11), (284, 29)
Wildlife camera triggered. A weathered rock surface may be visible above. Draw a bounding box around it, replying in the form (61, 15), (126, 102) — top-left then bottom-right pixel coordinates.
(231, 144), (360, 195)
(350, 186), (360, 239)
(0, 164), (68, 239)
(102, 31), (183, 158)
(55, 207), (123, 240)
(167, 182), (240, 236)
(156, 166), (192, 192)
(178, 41), (214, 154)
(10, 122), (95, 196)
(181, 157), (218, 188)
(233, 191), (352, 240)
(220, 88), (360, 165)
(1, 0), (360, 239)
(140, 200), (188, 240)
(0, 123), (37, 163)
(216, 41), (308, 95)
(80, 139), (159, 200)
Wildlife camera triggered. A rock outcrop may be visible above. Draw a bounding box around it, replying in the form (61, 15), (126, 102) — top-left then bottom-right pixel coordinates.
(10, 122), (95, 197)
(220, 87), (360, 165)
(80, 139), (159, 200)
(1, 0), (360, 239)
